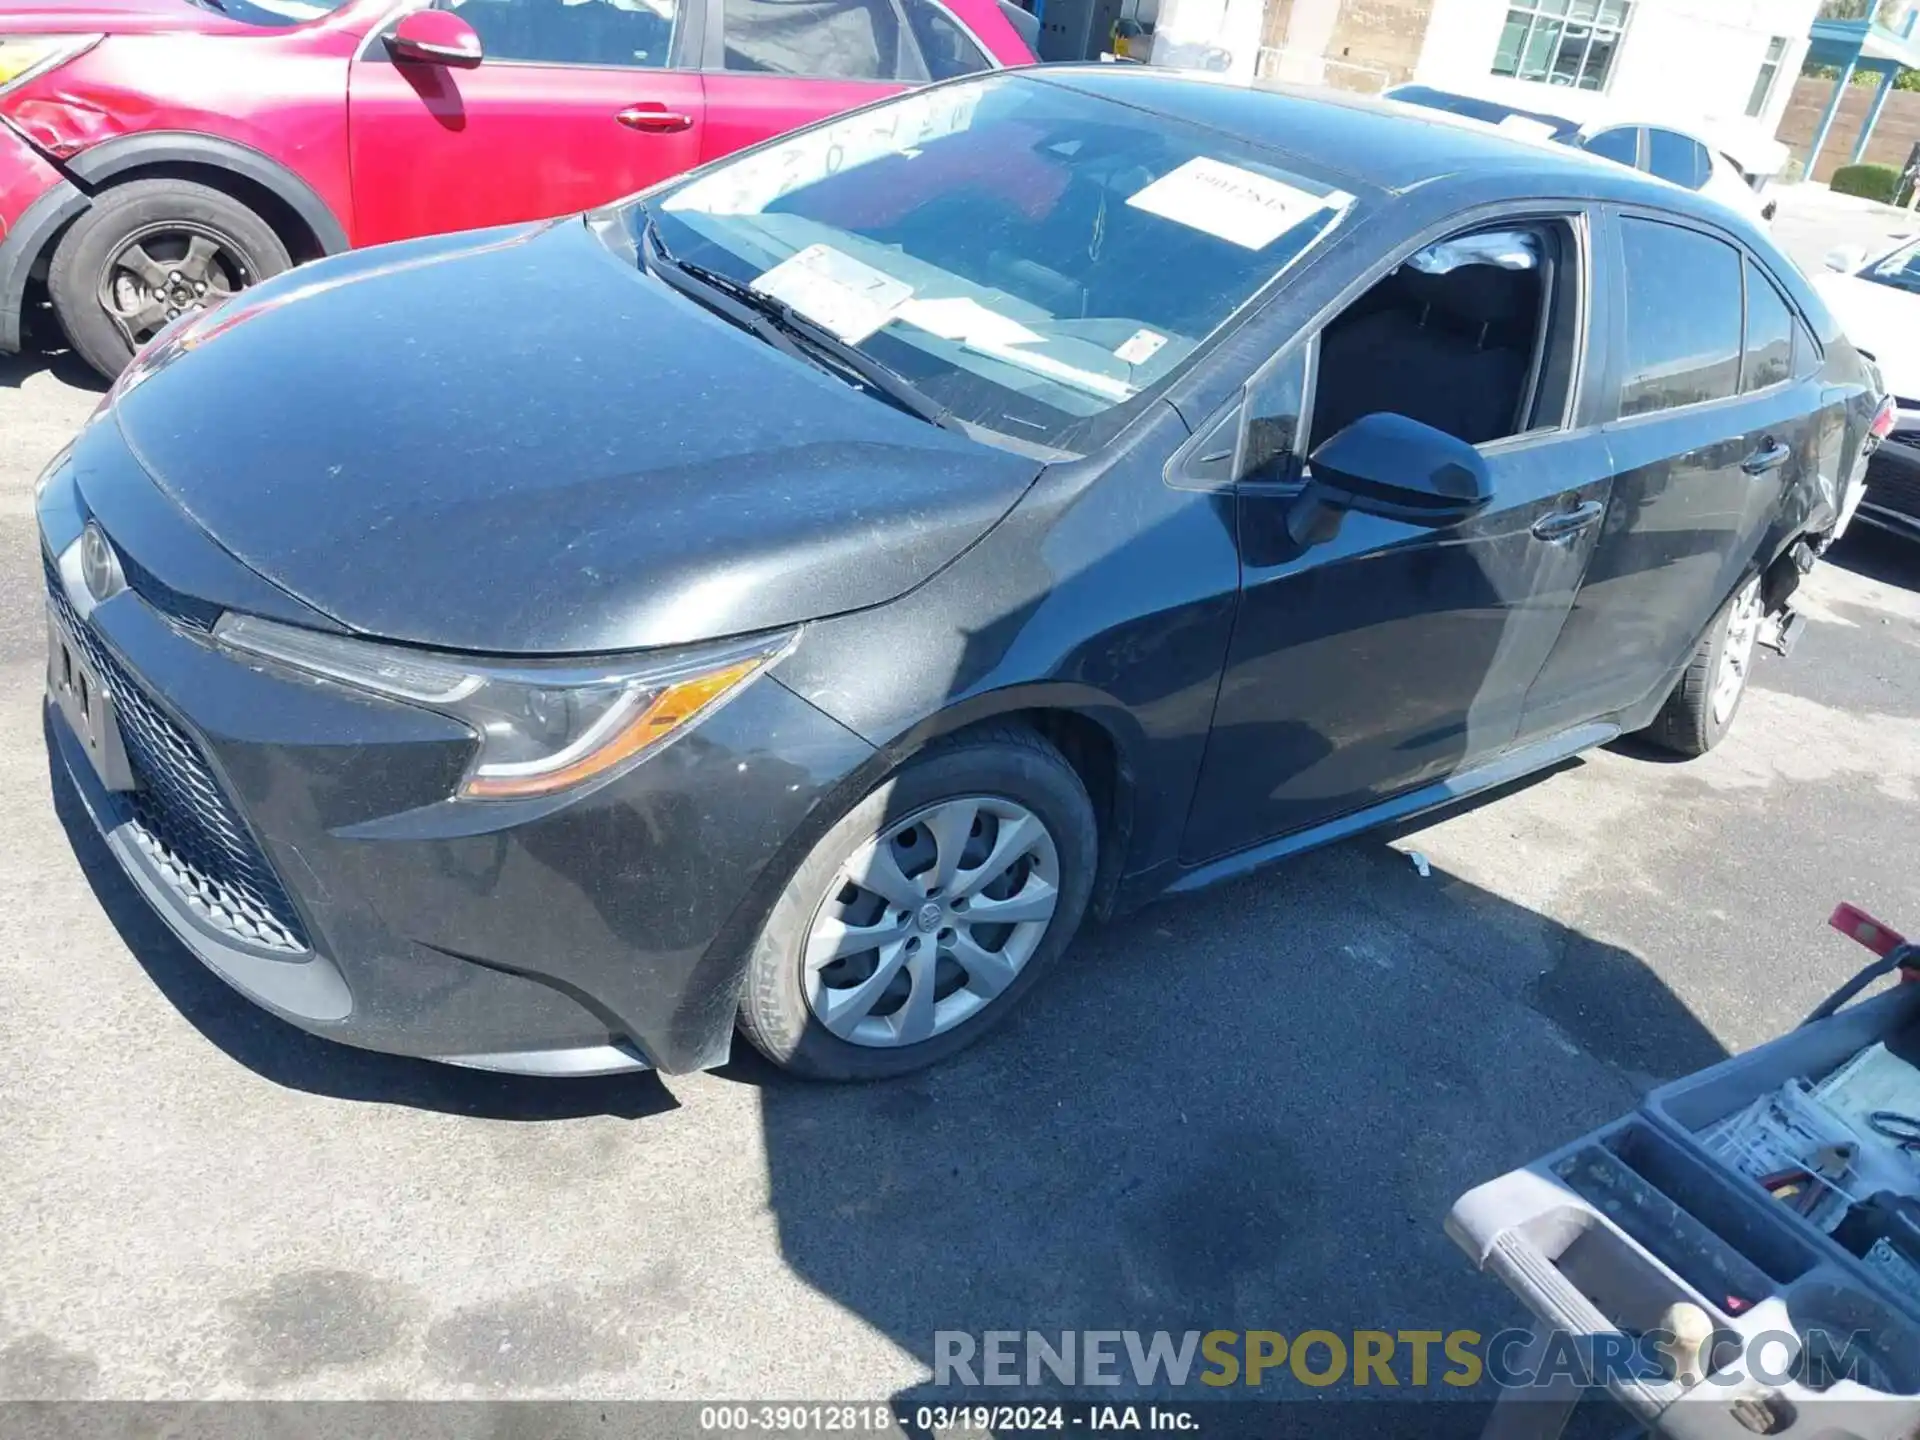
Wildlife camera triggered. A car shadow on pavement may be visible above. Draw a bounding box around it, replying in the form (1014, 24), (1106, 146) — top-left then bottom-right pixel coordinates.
(0, 340), (106, 393)
(46, 737), (679, 1123)
(737, 833), (1725, 1432)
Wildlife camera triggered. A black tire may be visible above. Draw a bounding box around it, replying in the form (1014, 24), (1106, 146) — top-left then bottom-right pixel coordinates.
(48, 179), (291, 381)
(737, 725), (1097, 1081)
(1642, 573), (1764, 758)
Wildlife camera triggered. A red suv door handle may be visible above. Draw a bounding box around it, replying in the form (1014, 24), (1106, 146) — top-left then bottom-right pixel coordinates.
(617, 105), (694, 133)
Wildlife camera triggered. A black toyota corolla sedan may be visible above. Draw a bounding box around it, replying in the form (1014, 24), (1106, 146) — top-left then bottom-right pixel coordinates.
(39, 68), (1879, 1081)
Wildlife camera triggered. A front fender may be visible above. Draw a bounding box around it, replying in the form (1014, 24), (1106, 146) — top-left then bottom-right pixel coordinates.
(0, 147), (85, 351)
(62, 131), (349, 254)
(770, 417), (1241, 890)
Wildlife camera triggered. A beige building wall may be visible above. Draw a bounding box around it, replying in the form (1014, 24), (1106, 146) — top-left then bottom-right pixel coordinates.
(1256, 0), (1438, 90)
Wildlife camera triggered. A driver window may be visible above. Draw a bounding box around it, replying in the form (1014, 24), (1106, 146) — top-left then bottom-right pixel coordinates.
(1236, 217), (1581, 484)
(436, 0), (679, 67)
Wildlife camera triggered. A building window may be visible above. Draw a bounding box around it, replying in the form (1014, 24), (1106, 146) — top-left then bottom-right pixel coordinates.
(1492, 0), (1631, 91)
(1746, 36), (1788, 117)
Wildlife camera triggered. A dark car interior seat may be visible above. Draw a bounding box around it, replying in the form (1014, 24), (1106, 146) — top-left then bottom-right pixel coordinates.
(1312, 259), (1540, 449)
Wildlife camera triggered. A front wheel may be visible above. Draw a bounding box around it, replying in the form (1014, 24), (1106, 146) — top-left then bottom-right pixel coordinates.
(1642, 573), (1764, 758)
(737, 727), (1097, 1080)
(48, 179), (291, 380)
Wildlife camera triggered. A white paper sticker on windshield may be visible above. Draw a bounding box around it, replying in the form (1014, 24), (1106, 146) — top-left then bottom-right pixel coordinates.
(1125, 158), (1341, 250)
(1114, 328), (1168, 366)
(752, 244), (914, 343)
(894, 297), (1133, 400)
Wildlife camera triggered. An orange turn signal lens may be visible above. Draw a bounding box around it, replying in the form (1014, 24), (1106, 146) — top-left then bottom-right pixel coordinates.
(460, 655), (767, 800)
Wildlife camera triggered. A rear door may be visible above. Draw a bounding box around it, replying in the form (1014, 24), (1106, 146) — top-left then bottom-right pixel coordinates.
(347, 0), (708, 247)
(697, 0), (989, 164)
(1518, 213), (1821, 737)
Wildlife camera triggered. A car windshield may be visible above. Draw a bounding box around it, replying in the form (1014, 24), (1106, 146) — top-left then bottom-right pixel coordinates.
(183, 0), (350, 23)
(633, 73), (1357, 453)
(1860, 237), (1920, 296)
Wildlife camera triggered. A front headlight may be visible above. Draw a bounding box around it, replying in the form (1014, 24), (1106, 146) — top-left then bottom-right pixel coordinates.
(0, 35), (103, 95)
(213, 614), (793, 800)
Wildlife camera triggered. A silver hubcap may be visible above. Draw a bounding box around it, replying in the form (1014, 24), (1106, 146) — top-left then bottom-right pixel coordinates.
(1713, 577), (1763, 726)
(802, 796), (1061, 1048)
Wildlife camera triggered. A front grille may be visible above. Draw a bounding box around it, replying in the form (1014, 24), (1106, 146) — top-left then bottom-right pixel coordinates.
(1868, 444), (1920, 523)
(45, 554), (309, 953)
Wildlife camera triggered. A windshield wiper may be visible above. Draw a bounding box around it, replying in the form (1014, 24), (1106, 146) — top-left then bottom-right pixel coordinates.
(636, 210), (952, 431)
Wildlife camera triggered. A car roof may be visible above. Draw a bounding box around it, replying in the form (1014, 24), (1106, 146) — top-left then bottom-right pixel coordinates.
(1024, 66), (1691, 207)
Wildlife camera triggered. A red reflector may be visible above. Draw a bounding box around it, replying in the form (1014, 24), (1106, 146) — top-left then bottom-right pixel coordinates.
(1871, 397), (1897, 439)
(1830, 903), (1906, 957)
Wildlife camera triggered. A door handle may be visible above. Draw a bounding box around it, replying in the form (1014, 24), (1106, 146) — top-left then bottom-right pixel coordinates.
(617, 104), (694, 133)
(1530, 499), (1604, 543)
(1742, 439), (1792, 475)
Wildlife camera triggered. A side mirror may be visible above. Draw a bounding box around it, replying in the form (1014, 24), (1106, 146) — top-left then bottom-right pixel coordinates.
(1825, 244), (1867, 274)
(1303, 412), (1493, 528)
(387, 9), (483, 67)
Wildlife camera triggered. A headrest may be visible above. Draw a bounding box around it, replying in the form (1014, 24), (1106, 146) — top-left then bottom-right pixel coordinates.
(1397, 263), (1530, 331)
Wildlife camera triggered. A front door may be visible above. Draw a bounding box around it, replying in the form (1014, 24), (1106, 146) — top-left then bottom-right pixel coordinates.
(1518, 217), (1815, 737)
(347, 0), (708, 248)
(1181, 214), (1610, 862)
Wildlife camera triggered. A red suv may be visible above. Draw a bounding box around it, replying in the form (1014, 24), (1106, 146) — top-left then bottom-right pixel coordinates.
(0, 0), (1035, 379)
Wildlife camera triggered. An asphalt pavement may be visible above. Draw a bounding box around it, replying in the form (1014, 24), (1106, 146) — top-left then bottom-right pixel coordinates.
(0, 186), (1917, 1406)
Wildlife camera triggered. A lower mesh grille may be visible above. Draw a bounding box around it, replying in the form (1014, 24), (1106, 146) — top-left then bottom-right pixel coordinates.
(1868, 445), (1920, 522)
(45, 554), (309, 953)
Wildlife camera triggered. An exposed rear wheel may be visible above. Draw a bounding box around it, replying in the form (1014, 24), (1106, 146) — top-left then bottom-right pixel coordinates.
(1642, 574), (1764, 758)
(48, 179), (291, 380)
(737, 726), (1096, 1080)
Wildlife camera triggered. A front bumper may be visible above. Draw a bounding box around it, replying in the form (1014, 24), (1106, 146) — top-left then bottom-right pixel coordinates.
(0, 116), (82, 353)
(39, 426), (877, 1074)
(1860, 432), (1920, 542)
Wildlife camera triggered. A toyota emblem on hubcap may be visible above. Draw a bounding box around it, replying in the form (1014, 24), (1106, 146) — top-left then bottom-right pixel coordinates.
(916, 902), (944, 932)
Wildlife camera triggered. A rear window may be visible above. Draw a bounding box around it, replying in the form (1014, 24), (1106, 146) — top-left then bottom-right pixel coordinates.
(1583, 127), (1638, 166)
(1792, 317), (1820, 381)
(722, 0), (899, 78)
(648, 74), (1356, 452)
(1617, 217), (1743, 417)
(1742, 260), (1793, 394)
(903, 0), (991, 78)
(1647, 129), (1710, 190)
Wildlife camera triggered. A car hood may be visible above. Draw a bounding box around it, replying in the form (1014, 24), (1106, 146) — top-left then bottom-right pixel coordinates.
(1814, 272), (1920, 399)
(107, 219), (1042, 654)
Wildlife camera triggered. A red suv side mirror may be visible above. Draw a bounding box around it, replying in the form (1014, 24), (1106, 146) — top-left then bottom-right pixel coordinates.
(386, 10), (484, 68)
